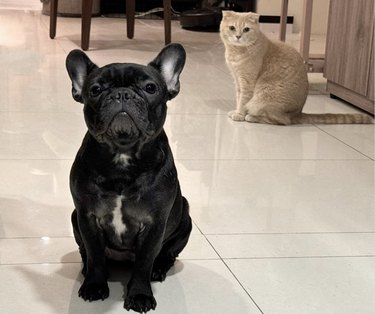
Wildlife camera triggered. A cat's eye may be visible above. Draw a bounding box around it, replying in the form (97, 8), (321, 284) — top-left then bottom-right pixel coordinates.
(229, 26), (236, 31)
(243, 27), (250, 33)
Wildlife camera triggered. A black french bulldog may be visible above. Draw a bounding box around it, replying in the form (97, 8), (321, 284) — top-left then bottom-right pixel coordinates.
(66, 44), (192, 313)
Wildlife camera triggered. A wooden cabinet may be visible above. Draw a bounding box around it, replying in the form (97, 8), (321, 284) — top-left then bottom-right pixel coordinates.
(368, 44), (374, 101)
(324, 0), (374, 114)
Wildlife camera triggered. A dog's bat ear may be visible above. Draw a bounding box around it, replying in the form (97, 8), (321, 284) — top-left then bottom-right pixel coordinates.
(66, 50), (98, 103)
(149, 43), (186, 100)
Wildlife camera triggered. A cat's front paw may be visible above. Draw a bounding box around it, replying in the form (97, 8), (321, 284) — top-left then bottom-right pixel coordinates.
(245, 114), (258, 123)
(228, 110), (245, 121)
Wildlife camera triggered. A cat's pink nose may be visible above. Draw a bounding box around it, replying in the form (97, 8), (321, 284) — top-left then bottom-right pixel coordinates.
(236, 35), (241, 40)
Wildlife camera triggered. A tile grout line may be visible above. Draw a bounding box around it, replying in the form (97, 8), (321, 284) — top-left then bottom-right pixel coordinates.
(199, 228), (265, 314)
(0, 258), (224, 267)
(203, 231), (375, 235)
(0, 236), (75, 240)
(193, 222), (265, 311)
(176, 158), (371, 161)
(1, 255), (374, 267)
(2, 230), (375, 240)
(221, 255), (375, 260)
(0, 158), (371, 161)
(314, 124), (374, 160)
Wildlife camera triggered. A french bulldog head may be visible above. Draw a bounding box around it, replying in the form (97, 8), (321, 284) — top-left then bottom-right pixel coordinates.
(66, 44), (186, 152)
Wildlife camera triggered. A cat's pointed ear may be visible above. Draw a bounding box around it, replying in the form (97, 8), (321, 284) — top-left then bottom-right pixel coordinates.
(248, 12), (260, 23)
(149, 43), (186, 100)
(66, 49), (98, 103)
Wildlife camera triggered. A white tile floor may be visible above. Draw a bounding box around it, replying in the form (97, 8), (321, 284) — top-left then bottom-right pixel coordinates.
(0, 8), (374, 314)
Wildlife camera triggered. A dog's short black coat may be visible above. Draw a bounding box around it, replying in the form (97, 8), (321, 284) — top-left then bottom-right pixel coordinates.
(66, 44), (192, 313)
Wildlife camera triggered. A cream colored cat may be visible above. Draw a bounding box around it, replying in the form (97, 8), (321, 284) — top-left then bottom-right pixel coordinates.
(220, 11), (374, 125)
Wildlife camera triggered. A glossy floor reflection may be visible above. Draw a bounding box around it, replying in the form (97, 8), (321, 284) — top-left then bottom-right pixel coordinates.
(0, 8), (374, 314)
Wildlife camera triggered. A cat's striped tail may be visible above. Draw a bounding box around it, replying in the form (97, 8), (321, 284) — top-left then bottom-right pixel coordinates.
(292, 113), (374, 124)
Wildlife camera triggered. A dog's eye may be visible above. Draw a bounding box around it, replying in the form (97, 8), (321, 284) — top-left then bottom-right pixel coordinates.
(243, 27), (250, 33)
(89, 84), (102, 97)
(229, 26), (236, 31)
(145, 83), (157, 94)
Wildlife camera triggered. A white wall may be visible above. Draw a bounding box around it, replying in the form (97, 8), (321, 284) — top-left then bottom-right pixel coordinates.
(0, 0), (42, 10)
(256, 0), (330, 35)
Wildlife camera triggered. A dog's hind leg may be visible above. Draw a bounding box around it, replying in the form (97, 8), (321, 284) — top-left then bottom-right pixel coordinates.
(71, 209), (88, 276)
(151, 198), (192, 282)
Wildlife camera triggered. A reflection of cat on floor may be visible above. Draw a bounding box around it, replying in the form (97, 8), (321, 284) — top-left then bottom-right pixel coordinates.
(220, 11), (374, 125)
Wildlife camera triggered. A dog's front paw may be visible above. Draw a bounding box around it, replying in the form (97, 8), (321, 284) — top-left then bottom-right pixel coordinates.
(228, 110), (245, 121)
(78, 280), (109, 302)
(151, 256), (175, 282)
(124, 294), (156, 313)
(151, 268), (168, 282)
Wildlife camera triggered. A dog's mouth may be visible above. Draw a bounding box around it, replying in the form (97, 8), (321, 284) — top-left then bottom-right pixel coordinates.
(105, 111), (140, 144)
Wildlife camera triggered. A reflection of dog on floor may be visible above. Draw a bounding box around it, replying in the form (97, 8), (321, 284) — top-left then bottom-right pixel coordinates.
(66, 44), (192, 313)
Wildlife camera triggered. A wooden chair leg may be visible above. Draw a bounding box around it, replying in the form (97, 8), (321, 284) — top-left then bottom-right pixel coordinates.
(81, 0), (93, 51)
(126, 0), (135, 39)
(49, 0), (58, 39)
(163, 0), (171, 44)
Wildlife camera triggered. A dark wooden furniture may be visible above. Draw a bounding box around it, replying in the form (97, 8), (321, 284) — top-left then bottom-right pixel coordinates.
(324, 0), (374, 114)
(49, 0), (172, 50)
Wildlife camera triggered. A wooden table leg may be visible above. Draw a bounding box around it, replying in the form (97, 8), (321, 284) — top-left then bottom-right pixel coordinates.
(126, 0), (135, 39)
(81, 0), (93, 50)
(49, 0), (58, 39)
(163, 0), (171, 45)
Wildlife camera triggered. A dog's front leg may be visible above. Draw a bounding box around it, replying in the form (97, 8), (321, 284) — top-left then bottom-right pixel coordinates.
(124, 222), (166, 313)
(76, 210), (109, 302)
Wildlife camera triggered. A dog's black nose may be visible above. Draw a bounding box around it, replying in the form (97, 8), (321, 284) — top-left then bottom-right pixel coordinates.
(115, 90), (134, 101)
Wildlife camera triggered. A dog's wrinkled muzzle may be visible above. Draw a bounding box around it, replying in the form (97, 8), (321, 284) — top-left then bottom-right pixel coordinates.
(100, 89), (144, 146)
(107, 111), (139, 138)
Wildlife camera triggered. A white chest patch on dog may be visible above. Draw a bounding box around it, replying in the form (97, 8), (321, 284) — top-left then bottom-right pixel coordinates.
(112, 196), (126, 240)
(113, 153), (131, 168)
